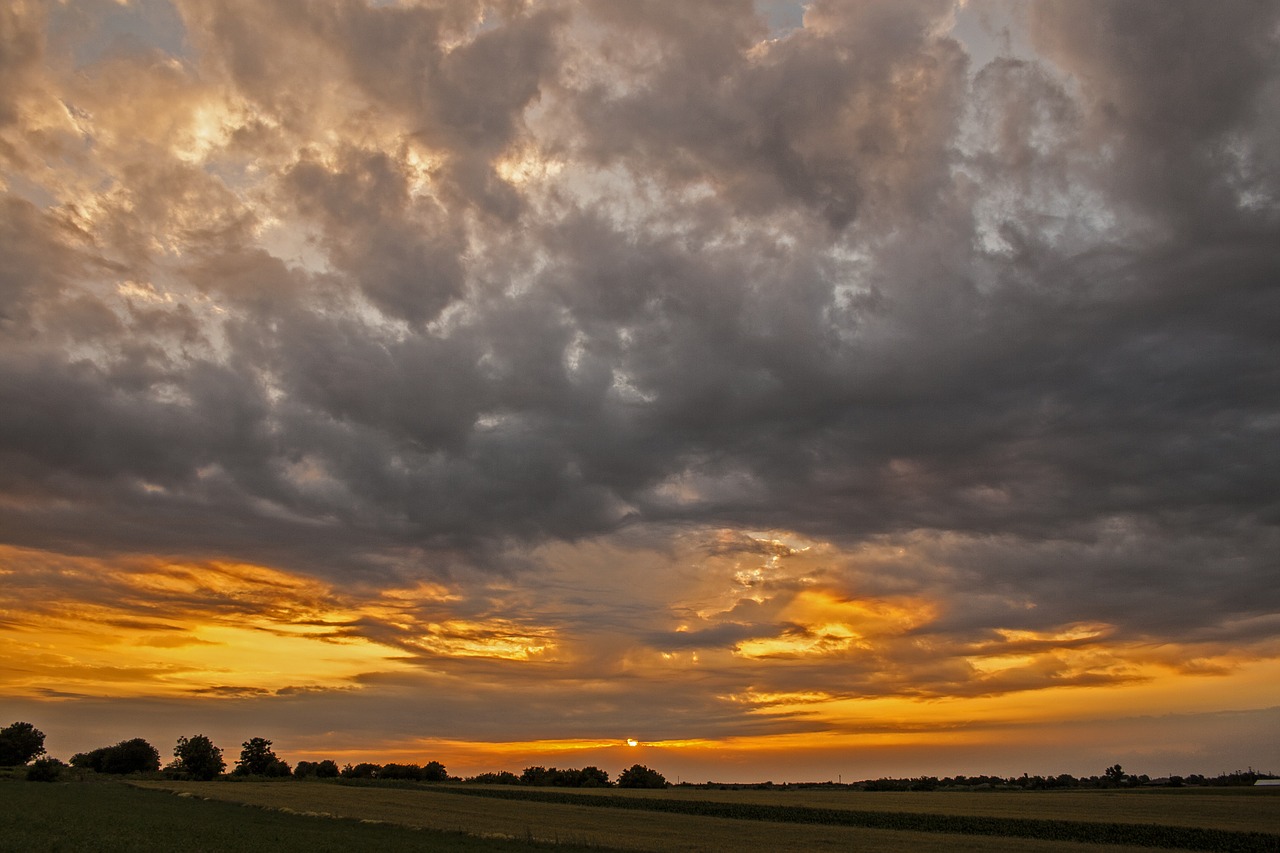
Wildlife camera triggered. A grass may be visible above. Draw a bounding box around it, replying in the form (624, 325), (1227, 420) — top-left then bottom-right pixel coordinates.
(551, 784), (1280, 834)
(130, 778), (1271, 853)
(0, 777), (605, 852)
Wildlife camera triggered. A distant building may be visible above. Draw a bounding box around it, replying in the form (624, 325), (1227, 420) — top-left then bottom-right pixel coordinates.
(1254, 779), (1280, 786)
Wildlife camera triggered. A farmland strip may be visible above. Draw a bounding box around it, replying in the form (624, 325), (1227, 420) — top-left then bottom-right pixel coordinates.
(431, 787), (1280, 852)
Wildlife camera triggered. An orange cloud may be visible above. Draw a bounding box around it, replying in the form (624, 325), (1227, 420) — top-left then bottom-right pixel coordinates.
(0, 545), (560, 700)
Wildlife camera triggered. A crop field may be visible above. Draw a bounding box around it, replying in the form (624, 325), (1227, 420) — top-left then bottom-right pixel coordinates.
(0, 778), (601, 853)
(555, 784), (1280, 834)
(129, 779), (1280, 852)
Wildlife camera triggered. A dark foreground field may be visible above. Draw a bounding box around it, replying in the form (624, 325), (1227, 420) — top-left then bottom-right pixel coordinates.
(0, 778), (601, 853)
(5, 776), (1279, 852)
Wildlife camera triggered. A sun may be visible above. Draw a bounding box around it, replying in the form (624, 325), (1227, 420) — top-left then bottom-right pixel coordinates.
(626, 738), (639, 747)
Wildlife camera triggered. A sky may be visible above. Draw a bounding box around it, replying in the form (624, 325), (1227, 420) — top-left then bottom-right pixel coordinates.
(1, 0), (1278, 783)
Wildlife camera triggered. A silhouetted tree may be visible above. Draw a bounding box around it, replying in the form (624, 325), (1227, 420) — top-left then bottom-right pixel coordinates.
(235, 737), (290, 776)
(379, 763), (422, 780)
(467, 771), (521, 784)
(0, 722), (46, 766)
(340, 762), (380, 779)
(71, 738), (160, 774)
(579, 766), (610, 787)
(617, 764), (667, 788)
(521, 765), (551, 785)
(294, 759), (340, 779)
(172, 734), (225, 780)
(422, 760), (449, 782)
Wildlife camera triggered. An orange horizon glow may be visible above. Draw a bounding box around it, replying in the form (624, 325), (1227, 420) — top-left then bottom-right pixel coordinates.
(5, 537), (1278, 781)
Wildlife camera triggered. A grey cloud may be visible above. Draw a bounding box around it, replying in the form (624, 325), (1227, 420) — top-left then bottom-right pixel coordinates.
(1029, 0), (1280, 235)
(179, 0), (563, 217)
(568, 0), (966, 228)
(2, 0), (1279, 659)
(285, 147), (467, 324)
(0, 197), (82, 327)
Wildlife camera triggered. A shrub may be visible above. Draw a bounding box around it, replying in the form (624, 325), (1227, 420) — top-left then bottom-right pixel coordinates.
(26, 757), (64, 782)
(70, 738), (160, 774)
(617, 764), (667, 788)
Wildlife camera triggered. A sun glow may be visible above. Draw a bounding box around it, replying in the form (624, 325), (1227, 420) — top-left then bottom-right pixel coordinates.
(0, 546), (558, 700)
(733, 590), (936, 659)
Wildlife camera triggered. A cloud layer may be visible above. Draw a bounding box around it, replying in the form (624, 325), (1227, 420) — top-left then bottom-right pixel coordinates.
(2, 0), (1279, 776)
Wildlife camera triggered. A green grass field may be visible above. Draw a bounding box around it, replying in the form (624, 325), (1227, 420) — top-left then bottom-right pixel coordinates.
(124, 778), (1280, 852)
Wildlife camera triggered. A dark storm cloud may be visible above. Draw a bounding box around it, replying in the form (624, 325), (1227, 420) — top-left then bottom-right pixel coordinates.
(3, 0), (1280, 655)
(1029, 0), (1280, 235)
(569, 0), (967, 228)
(284, 147), (467, 324)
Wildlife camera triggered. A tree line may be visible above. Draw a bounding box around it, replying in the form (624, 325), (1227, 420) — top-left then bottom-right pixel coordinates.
(0, 721), (667, 788)
(4, 721), (1273, 790)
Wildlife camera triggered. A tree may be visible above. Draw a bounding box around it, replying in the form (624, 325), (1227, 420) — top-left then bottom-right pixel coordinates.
(70, 738), (160, 774)
(294, 759), (339, 779)
(617, 764), (667, 788)
(172, 734), (225, 780)
(235, 737), (290, 776)
(422, 760), (449, 782)
(0, 721), (47, 766)
(579, 766), (610, 787)
(1104, 764), (1127, 786)
(379, 763), (422, 780)
(340, 762), (380, 779)
(521, 765), (551, 785)
(467, 771), (520, 784)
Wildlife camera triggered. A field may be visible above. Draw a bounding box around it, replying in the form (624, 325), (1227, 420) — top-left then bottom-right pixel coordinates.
(0, 777), (602, 853)
(118, 778), (1280, 852)
(554, 784), (1280, 834)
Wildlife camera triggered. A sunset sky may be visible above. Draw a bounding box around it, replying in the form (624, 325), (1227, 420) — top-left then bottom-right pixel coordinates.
(2, 0), (1279, 783)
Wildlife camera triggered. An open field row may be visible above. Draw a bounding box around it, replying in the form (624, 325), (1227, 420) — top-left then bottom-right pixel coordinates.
(536, 784), (1280, 834)
(136, 779), (1280, 853)
(433, 785), (1280, 852)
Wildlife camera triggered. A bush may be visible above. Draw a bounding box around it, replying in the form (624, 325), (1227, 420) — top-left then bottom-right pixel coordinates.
(294, 759), (341, 779)
(70, 738), (160, 775)
(617, 764), (667, 788)
(26, 757), (64, 782)
(340, 762), (381, 779)
(467, 771), (521, 785)
(377, 763), (420, 780)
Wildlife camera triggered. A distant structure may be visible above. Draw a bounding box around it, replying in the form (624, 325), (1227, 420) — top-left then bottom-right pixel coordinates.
(1255, 779), (1280, 786)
